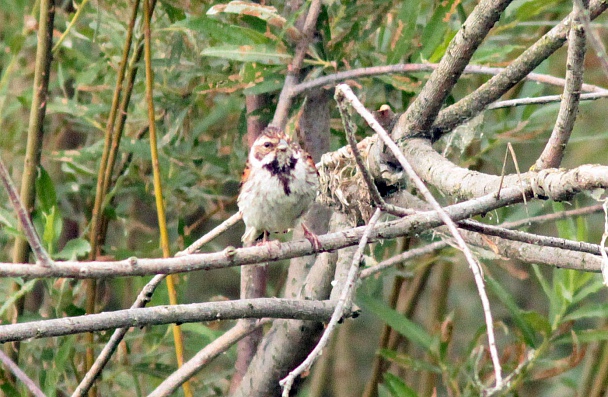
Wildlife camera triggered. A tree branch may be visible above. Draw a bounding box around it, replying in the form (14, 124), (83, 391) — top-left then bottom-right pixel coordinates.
(0, 299), (337, 343)
(394, 0), (513, 141)
(336, 83), (503, 388)
(290, 63), (608, 98)
(0, 349), (45, 397)
(149, 319), (272, 397)
(0, 156), (52, 265)
(272, 0), (322, 128)
(280, 209), (382, 396)
(431, 0), (608, 138)
(535, 0), (588, 170)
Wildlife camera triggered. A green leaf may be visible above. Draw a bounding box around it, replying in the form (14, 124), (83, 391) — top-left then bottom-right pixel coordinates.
(35, 166), (57, 213)
(383, 372), (418, 397)
(201, 44), (292, 65)
(570, 278), (604, 306)
(387, 0), (420, 64)
(418, 0), (455, 61)
(243, 75), (284, 95)
(564, 303), (608, 322)
(171, 17), (271, 45)
(520, 311), (551, 336)
(357, 294), (433, 350)
(486, 276), (538, 347)
(55, 238), (91, 260)
(570, 329), (608, 344)
(380, 349), (442, 374)
(0, 207), (19, 236)
(532, 264), (560, 323)
(42, 206), (60, 252)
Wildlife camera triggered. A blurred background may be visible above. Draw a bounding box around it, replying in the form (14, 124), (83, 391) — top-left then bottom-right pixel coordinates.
(1, 0), (608, 395)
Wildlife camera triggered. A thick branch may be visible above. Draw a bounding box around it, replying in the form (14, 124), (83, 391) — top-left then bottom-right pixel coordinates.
(394, 0), (513, 140)
(399, 138), (608, 201)
(535, 0), (588, 169)
(0, 186), (532, 279)
(0, 299), (337, 343)
(2, 162), (608, 279)
(431, 0), (608, 138)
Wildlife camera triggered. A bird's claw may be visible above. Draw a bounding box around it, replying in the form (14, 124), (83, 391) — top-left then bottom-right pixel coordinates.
(302, 223), (322, 251)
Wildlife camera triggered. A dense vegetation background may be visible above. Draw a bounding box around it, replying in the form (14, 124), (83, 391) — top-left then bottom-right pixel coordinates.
(1, 0), (608, 396)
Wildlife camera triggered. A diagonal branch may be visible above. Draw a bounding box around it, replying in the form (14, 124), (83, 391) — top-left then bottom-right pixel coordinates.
(431, 0), (608, 138)
(72, 274), (165, 397)
(336, 83), (503, 388)
(535, 0), (588, 170)
(0, 349), (45, 397)
(149, 318), (272, 397)
(280, 209), (382, 396)
(0, 156), (52, 265)
(272, 0), (322, 128)
(394, 0), (513, 140)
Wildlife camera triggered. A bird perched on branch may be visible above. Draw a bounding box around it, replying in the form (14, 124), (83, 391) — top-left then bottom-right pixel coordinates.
(238, 126), (321, 249)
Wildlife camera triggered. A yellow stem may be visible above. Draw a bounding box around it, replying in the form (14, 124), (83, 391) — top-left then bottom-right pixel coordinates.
(142, 1), (192, 395)
(52, 0), (90, 54)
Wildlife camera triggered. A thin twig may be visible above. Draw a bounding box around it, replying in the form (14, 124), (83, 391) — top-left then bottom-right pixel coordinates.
(176, 212), (242, 256)
(148, 318), (272, 397)
(272, 0), (322, 128)
(501, 203), (604, 229)
(431, 0), (608, 138)
(0, 156), (52, 265)
(291, 64), (608, 98)
(280, 209), (383, 396)
(335, 84), (503, 388)
(0, 349), (46, 397)
(335, 94), (412, 216)
(458, 219), (607, 256)
(360, 241), (448, 279)
(488, 92), (608, 109)
(52, 0), (90, 53)
(72, 274), (165, 396)
(535, 0), (588, 170)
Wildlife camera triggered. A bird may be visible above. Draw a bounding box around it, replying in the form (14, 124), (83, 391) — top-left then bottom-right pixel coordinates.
(237, 126), (321, 249)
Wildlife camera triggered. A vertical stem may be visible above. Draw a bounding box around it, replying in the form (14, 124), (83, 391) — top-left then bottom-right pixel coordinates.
(8, 0), (54, 366)
(84, 4), (142, 395)
(142, 1), (192, 396)
(230, 94), (268, 392)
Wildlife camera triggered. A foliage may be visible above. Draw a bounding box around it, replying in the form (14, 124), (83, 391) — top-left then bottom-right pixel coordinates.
(0, 0), (608, 396)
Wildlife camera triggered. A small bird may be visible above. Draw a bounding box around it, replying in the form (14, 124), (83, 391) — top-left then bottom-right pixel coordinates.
(237, 126), (321, 249)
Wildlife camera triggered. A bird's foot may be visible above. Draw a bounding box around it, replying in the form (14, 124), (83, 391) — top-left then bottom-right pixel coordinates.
(301, 223), (322, 251)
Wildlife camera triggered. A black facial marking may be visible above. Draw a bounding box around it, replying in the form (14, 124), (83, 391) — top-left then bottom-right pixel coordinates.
(263, 156), (298, 195)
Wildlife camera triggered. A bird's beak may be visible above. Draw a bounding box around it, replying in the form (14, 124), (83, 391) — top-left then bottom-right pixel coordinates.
(277, 139), (289, 151)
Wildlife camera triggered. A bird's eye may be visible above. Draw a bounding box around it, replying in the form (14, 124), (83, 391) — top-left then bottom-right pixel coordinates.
(263, 142), (272, 148)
